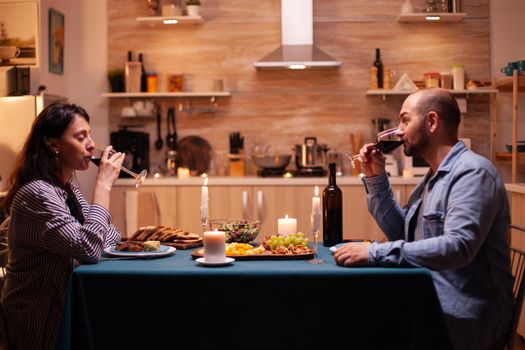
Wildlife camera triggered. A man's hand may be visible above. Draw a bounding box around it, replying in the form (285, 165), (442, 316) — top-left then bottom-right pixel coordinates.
(356, 143), (386, 178)
(333, 242), (369, 267)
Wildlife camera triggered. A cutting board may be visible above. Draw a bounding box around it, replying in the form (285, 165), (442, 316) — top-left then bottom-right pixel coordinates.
(191, 248), (314, 260)
(163, 241), (203, 250)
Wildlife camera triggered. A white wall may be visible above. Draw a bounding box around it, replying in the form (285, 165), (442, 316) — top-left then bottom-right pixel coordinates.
(38, 0), (108, 200)
(491, 0), (525, 182)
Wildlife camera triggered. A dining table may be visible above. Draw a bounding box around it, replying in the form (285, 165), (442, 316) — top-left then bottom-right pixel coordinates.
(56, 246), (452, 350)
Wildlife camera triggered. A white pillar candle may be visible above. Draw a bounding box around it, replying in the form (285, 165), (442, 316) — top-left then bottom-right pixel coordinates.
(277, 214), (297, 236)
(311, 186), (321, 234)
(203, 230), (226, 263)
(200, 176), (209, 221)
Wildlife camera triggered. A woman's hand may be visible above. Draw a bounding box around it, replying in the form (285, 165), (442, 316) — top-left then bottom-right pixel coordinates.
(96, 146), (125, 189)
(333, 243), (369, 267)
(356, 143), (386, 178)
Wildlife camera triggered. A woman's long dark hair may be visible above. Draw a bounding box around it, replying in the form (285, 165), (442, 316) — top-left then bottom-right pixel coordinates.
(4, 103), (90, 213)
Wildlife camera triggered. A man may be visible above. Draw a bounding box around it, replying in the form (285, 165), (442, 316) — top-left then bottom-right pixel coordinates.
(334, 88), (514, 350)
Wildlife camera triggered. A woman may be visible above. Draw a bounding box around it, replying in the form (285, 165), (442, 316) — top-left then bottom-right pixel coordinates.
(1, 103), (123, 349)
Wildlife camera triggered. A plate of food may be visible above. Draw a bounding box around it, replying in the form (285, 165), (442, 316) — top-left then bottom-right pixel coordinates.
(104, 241), (176, 258)
(191, 235), (315, 261)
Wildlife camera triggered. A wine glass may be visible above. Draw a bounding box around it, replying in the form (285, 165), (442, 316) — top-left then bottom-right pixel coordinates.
(91, 144), (148, 188)
(345, 127), (403, 168)
(307, 205), (325, 264)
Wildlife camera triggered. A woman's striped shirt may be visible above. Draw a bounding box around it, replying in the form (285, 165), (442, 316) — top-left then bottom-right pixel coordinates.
(1, 180), (121, 349)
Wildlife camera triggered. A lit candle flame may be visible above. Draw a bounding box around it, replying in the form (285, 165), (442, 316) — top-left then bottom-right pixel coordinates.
(314, 186), (319, 196)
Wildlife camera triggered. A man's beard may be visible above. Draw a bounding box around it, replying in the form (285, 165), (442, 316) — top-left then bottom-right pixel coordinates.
(403, 130), (430, 159)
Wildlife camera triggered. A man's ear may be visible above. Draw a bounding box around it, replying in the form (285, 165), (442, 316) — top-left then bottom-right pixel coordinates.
(426, 111), (440, 133)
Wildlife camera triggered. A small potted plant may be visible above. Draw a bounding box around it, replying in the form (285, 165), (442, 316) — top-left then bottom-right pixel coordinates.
(185, 0), (201, 16)
(107, 68), (125, 93)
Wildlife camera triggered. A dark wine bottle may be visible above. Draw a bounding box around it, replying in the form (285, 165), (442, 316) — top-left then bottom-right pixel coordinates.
(138, 53), (147, 93)
(323, 162), (343, 247)
(373, 48), (384, 89)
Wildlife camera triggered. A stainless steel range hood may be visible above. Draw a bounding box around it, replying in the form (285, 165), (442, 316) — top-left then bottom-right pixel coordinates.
(254, 0), (341, 70)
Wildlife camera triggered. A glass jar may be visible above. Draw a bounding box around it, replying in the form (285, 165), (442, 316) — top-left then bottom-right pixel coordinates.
(424, 72), (440, 88)
(166, 149), (177, 176)
(451, 64), (465, 90)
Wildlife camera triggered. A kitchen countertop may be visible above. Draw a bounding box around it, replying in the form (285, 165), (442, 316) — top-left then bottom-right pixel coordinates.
(114, 175), (422, 187)
(506, 183), (525, 194)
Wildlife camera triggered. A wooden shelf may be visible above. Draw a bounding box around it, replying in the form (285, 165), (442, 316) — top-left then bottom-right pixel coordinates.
(101, 91), (231, 98)
(397, 12), (466, 22)
(366, 88), (497, 100)
(135, 15), (203, 25)
(494, 75), (525, 92)
(495, 152), (525, 164)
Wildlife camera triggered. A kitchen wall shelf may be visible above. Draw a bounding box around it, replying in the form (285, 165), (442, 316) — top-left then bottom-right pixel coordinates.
(136, 16), (203, 25)
(396, 13), (466, 22)
(492, 70), (525, 182)
(101, 91), (231, 98)
(366, 88), (497, 100)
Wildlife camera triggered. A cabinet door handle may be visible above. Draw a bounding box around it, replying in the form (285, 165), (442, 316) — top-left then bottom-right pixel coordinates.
(257, 191), (264, 222)
(242, 190), (249, 219)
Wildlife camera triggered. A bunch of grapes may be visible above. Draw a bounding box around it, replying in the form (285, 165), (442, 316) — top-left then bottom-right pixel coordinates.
(263, 233), (309, 251)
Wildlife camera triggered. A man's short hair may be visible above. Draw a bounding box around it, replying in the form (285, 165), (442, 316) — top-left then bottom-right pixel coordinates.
(413, 88), (461, 132)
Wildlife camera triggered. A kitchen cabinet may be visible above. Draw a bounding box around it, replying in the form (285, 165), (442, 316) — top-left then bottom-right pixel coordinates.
(342, 184), (412, 241)
(109, 182), (416, 242)
(493, 69), (525, 182)
(176, 185), (314, 239)
(109, 186), (178, 236)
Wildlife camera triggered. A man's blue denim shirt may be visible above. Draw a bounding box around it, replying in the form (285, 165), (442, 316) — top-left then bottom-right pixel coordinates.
(363, 141), (514, 350)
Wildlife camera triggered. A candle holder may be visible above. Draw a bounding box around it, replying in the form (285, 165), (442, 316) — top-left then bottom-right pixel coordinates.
(307, 230), (325, 264)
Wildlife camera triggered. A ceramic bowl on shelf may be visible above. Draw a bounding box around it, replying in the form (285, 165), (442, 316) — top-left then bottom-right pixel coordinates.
(209, 218), (261, 243)
(505, 141), (525, 153)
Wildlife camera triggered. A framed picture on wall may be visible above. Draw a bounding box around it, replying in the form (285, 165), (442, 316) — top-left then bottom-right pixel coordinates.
(0, 1), (39, 66)
(48, 8), (64, 74)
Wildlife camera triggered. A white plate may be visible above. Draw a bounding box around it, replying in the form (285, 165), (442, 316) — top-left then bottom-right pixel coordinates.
(196, 257), (235, 266)
(104, 245), (176, 258)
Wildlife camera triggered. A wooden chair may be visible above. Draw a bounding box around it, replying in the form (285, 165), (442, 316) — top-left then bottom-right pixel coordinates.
(507, 224), (525, 350)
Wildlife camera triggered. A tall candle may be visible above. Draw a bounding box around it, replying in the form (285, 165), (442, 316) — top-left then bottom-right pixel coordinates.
(311, 186), (321, 234)
(278, 214), (297, 236)
(200, 176), (209, 221)
(203, 229), (226, 263)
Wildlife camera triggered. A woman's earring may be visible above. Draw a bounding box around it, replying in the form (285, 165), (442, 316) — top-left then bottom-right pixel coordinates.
(55, 150), (59, 156)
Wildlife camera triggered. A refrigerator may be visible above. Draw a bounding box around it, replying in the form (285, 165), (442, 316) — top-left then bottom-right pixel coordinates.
(0, 94), (66, 190)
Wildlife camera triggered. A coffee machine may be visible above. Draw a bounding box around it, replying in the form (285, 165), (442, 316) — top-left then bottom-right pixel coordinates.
(110, 127), (149, 178)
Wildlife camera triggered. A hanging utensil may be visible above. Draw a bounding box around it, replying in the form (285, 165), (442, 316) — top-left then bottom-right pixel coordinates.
(166, 107), (177, 150)
(154, 108), (163, 150)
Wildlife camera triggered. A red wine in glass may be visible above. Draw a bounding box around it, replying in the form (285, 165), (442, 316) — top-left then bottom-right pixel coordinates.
(90, 145), (147, 188)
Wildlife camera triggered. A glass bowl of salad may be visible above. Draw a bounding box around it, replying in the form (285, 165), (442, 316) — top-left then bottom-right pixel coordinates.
(209, 218), (261, 243)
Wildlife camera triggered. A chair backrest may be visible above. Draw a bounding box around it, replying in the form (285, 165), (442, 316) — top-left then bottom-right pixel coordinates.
(508, 224), (525, 350)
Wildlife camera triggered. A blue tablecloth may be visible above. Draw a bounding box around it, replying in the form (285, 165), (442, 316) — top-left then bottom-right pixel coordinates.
(56, 247), (452, 350)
